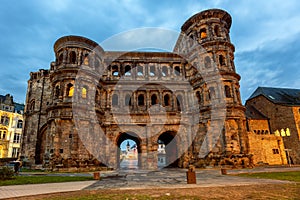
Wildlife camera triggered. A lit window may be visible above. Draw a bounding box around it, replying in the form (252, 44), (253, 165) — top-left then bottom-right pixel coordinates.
(66, 83), (74, 97)
(82, 87), (87, 99)
(200, 28), (207, 39)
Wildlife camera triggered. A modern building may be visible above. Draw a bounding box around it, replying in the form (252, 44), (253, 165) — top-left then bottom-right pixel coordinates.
(0, 94), (24, 158)
(22, 9), (251, 170)
(246, 87), (300, 164)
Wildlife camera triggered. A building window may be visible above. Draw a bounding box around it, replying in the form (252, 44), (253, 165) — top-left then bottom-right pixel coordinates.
(13, 133), (21, 143)
(112, 94), (118, 106)
(82, 86), (88, 99)
(66, 83), (74, 97)
(17, 120), (23, 128)
(219, 55), (226, 66)
(200, 28), (207, 39)
(162, 66), (168, 76)
(69, 51), (77, 64)
(209, 87), (216, 100)
(137, 66), (143, 76)
(125, 65), (131, 76)
(272, 149), (279, 154)
(214, 25), (221, 37)
(151, 94), (158, 105)
(12, 148), (19, 158)
(225, 85), (232, 98)
(125, 94), (132, 106)
(59, 149), (64, 154)
(204, 56), (211, 68)
(138, 94), (145, 106)
(176, 95), (183, 111)
(55, 85), (60, 98)
(150, 65), (155, 76)
(112, 65), (119, 76)
(29, 100), (35, 111)
(196, 91), (201, 103)
(164, 94), (170, 106)
(174, 66), (180, 76)
(58, 53), (63, 64)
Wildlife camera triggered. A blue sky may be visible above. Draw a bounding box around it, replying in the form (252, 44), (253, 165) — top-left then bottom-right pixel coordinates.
(0, 0), (299, 104)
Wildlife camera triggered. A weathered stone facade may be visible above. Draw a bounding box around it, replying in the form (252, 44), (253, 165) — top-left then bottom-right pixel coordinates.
(22, 9), (251, 170)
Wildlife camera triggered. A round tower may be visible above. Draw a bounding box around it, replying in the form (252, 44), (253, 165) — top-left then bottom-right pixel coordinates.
(46, 36), (105, 168)
(175, 9), (250, 166)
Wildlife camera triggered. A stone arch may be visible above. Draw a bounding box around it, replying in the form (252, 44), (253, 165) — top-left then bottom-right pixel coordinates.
(35, 124), (47, 165)
(156, 131), (180, 168)
(116, 132), (142, 169)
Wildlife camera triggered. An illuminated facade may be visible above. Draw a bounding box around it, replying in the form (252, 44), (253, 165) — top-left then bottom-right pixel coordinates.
(0, 94), (24, 158)
(246, 87), (300, 164)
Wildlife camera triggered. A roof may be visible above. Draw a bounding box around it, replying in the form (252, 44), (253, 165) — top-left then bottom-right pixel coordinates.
(245, 105), (269, 120)
(247, 87), (300, 106)
(14, 103), (25, 114)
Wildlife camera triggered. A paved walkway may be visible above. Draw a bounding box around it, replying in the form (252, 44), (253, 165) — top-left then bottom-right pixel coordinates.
(0, 166), (299, 199)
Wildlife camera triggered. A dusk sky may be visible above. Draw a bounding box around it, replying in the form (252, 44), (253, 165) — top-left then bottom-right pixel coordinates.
(0, 0), (299, 104)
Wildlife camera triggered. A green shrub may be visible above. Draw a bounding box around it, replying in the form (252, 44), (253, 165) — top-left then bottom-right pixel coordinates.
(0, 166), (15, 180)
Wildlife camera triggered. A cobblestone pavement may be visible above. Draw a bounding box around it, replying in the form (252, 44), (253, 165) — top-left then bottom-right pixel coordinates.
(0, 166), (299, 199)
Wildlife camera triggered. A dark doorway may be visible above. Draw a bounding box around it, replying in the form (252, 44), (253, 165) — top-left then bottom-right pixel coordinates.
(157, 132), (179, 168)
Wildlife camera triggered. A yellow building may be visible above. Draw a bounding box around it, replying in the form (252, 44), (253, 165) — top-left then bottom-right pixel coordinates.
(0, 94), (24, 158)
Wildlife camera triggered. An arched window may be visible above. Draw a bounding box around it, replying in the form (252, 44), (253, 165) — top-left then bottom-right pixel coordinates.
(112, 94), (118, 106)
(30, 100), (35, 111)
(196, 91), (201, 103)
(204, 56), (211, 68)
(83, 54), (89, 65)
(209, 87), (215, 100)
(82, 86), (88, 99)
(55, 85), (60, 98)
(214, 25), (221, 37)
(162, 66), (168, 77)
(174, 66), (180, 76)
(176, 95), (183, 111)
(164, 94), (170, 106)
(200, 28), (207, 39)
(150, 65), (155, 76)
(69, 51), (76, 64)
(58, 53), (63, 64)
(219, 55), (226, 66)
(112, 65), (119, 76)
(66, 83), (74, 97)
(137, 66), (143, 76)
(151, 94), (158, 105)
(138, 94), (145, 106)
(125, 94), (132, 106)
(95, 90), (100, 104)
(125, 65), (131, 76)
(225, 85), (232, 98)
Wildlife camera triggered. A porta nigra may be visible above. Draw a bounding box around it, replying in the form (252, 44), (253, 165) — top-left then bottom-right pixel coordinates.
(22, 9), (251, 171)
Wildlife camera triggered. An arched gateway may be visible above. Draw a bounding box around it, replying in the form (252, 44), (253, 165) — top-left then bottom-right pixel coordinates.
(22, 9), (251, 171)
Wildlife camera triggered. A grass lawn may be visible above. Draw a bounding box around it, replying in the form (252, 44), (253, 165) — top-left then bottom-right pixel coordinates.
(0, 175), (93, 186)
(236, 171), (300, 182)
